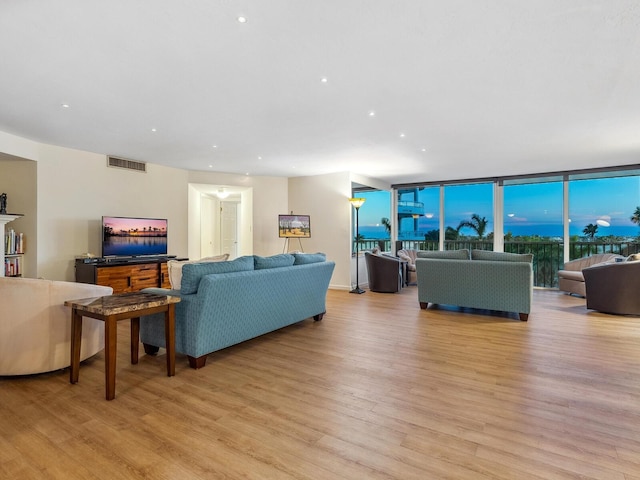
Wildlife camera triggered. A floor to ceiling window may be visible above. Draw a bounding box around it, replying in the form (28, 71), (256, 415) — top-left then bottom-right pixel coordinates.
(392, 165), (640, 288)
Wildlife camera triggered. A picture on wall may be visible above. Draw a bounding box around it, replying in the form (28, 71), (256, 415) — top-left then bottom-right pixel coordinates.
(278, 214), (311, 238)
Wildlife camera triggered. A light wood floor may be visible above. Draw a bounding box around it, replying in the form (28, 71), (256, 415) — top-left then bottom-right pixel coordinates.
(2, 287), (640, 479)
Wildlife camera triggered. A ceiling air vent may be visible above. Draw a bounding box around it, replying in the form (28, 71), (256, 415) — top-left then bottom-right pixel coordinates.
(107, 156), (147, 173)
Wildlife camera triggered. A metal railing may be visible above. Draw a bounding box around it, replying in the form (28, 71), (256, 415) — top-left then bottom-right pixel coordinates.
(357, 238), (640, 288)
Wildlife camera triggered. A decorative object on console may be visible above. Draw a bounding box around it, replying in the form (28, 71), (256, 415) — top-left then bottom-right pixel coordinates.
(0, 192), (7, 214)
(349, 197), (365, 294)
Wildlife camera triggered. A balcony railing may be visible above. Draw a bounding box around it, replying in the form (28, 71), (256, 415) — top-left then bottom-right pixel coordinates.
(358, 238), (640, 288)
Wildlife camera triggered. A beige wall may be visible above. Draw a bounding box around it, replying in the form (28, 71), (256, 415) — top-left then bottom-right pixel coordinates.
(288, 172), (353, 289)
(35, 144), (189, 281)
(1, 130), (355, 288)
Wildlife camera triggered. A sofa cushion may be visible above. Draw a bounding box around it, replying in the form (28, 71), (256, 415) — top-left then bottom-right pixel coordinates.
(626, 253), (640, 262)
(471, 250), (533, 263)
(181, 256), (255, 294)
(254, 254), (295, 270)
(417, 249), (470, 260)
(293, 252), (326, 265)
(167, 254), (230, 290)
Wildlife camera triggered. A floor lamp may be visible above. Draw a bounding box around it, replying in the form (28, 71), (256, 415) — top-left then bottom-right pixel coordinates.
(350, 197), (366, 294)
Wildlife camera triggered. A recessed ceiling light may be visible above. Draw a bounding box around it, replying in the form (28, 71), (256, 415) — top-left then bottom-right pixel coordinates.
(237, 16), (247, 23)
(369, 111), (375, 117)
(320, 77), (328, 83)
(400, 133), (405, 138)
(209, 165), (213, 168)
(212, 145), (218, 149)
(61, 103), (70, 108)
(245, 172), (250, 176)
(421, 148), (426, 152)
(151, 128), (157, 132)
(258, 156), (262, 160)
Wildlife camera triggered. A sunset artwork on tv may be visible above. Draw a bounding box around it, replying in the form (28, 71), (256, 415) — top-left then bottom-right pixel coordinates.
(102, 216), (168, 257)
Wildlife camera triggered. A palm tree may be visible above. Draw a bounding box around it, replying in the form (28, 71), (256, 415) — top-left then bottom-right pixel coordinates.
(445, 226), (459, 240)
(631, 206), (640, 227)
(583, 223), (598, 239)
(381, 217), (391, 236)
(457, 214), (488, 239)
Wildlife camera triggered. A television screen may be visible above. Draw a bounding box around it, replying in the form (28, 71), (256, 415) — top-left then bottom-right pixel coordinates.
(102, 216), (168, 257)
(278, 214), (311, 238)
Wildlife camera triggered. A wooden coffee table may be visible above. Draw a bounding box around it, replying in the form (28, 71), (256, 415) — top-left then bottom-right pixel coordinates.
(65, 292), (180, 400)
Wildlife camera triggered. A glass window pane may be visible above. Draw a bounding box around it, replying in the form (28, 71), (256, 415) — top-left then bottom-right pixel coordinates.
(355, 190), (391, 251)
(504, 182), (563, 239)
(569, 176), (640, 259)
(397, 186), (439, 249)
(444, 183), (493, 250)
(504, 181), (563, 287)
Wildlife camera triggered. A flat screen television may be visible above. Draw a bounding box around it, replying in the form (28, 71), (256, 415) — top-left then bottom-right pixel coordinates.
(102, 216), (168, 257)
(278, 214), (311, 238)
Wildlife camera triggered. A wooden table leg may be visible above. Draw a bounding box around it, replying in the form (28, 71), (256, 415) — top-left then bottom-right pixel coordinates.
(69, 309), (83, 384)
(130, 317), (140, 364)
(104, 316), (117, 401)
(165, 304), (176, 377)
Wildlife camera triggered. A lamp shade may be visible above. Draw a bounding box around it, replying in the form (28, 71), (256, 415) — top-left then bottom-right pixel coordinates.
(349, 197), (366, 209)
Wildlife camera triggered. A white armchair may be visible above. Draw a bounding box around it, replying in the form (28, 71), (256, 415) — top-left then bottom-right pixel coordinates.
(0, 277), (112, 375)
(397, 249), (418, 285)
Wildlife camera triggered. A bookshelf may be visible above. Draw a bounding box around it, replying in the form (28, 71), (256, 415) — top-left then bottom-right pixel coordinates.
(1, 214), (24, 277)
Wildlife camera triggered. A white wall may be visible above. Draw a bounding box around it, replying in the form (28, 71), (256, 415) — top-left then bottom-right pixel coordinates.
(288, 172), (353, 289)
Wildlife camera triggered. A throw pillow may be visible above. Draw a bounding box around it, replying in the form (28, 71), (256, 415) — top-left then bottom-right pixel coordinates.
(293, 252), (326, 265)
(626, 253), (640, 262)
(417, 249), (470, 260)
(253, 254), (295, 270)
(167, 254), (229, 290)
(471, 250), (533, 263)
(181, 256), (254, 294)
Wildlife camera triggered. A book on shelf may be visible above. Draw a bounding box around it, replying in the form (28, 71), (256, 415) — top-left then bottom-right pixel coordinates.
(4, 229), (24, 255)
(4, 256), (21, 276)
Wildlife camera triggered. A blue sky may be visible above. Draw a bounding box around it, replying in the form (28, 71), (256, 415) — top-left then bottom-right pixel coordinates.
(356, 176), (640, 237)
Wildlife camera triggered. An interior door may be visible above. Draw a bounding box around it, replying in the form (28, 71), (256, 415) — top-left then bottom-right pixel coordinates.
(220, 201), (238, 259)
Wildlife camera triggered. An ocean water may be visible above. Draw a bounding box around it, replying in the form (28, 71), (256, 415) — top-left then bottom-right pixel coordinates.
(359, 224), (640, 240)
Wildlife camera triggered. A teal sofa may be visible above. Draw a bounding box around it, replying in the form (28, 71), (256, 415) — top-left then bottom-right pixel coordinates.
(415, 249), (533, 321)
(139, 253), (335, 368)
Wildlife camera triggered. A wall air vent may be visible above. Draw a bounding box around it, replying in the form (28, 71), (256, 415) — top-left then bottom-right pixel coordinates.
(107, 156), (147, 173)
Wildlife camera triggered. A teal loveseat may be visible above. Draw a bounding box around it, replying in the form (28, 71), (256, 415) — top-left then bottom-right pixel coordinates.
(415, 249), (533, 321)
(139, 253), (335, 368)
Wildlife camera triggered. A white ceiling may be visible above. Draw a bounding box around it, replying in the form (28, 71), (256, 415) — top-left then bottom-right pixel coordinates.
(1, 1), (640, 185)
